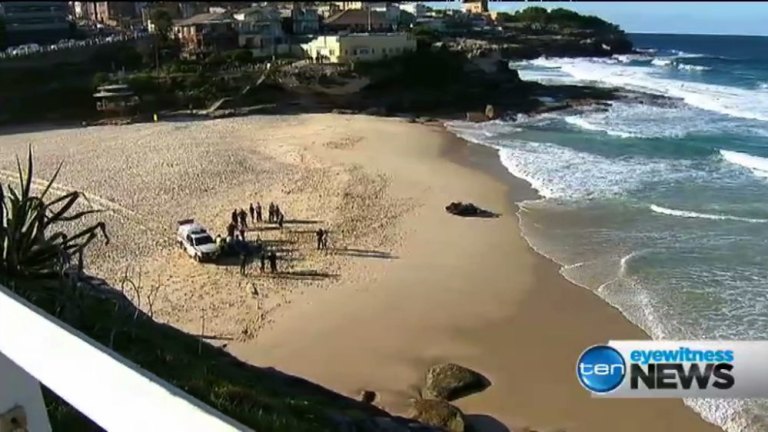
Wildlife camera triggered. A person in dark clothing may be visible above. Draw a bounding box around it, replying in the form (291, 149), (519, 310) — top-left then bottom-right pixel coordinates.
(254, 236), (263, 256)
(255, 202), (263, 223)
(260, 251), (266, 273)
(316, 228), (324, 250)
(226, 222), (236, 240)
(239, 227), (246, 241)
(231, 209), (238, 226)
(239, 250), (248, 275)
(268, 251), (278, 273)
(268, 202), (275, 223)
(277, 211), (284, 229)
(249, 203), (255, 222)
(274, 205), (281, 221)
(321, 230), (329, 251)
(238, 208), (248, 229)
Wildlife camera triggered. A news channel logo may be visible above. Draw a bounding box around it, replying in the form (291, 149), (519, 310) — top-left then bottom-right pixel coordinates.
(576, 340), (768, 398)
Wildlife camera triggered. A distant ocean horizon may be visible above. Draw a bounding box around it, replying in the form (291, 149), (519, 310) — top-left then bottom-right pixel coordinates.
(447, 33), (768, 432)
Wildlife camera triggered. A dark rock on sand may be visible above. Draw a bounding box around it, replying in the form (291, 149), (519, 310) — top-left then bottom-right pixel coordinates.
(445, 202), (498, 218)
(361, 390), (377, 404)
(423, 363), (490, 401)
(408, 399), (466, 432)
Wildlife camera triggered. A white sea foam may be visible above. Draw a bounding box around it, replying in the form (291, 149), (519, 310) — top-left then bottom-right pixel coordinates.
(758, 82), (768, 90)
(493, 140), (691, 199)
(676, 63), (712, 72)
(563, 101), (768, 139)
(650, 204), (768, 223)
(671, 49), (707, 58)
(720, 150), (768, 178)
(563, 115), (639, 138)
(521, 57), (768, 122)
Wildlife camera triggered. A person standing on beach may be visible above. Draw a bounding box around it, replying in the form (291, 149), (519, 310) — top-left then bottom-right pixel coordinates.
(316, 228), (324, 250)
(260, 250), (266, 273)
(249, 203), (255, 223)
(268, 251), (278, 273)
(238, 208), (248, 229)
(277, 211), (284, 229)
(322, 230), (329, 251)
(226, 222), (236, 241)
(255, 202), (263, 223)
(268, 202), (275, 223)
(231, 209), (238, 226)
(239, 226), (246, 241)
(239, 248), (249, 275)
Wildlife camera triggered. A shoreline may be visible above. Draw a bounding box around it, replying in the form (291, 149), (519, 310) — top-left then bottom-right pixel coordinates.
(227, 115), (721, 431)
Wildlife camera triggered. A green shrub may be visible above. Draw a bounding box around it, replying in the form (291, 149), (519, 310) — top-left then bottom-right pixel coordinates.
(0, 148), (108, 286)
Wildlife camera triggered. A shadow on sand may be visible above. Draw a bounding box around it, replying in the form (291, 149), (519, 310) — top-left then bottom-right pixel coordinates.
(332, 247), (398, 259)
(284, 219), (323, 225)
(272, 270), (339, 280)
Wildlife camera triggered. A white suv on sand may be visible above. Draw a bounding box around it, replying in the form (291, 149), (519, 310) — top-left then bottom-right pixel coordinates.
(176, 219), (219, 262)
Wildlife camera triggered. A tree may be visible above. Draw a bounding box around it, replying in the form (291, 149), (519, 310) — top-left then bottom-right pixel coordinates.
(230, 49), (254, 65)
(494, 12), (515, 24)
(150, 8), (174, 40)
(410, 26), (439, 50)
(514, 6), (550, 24)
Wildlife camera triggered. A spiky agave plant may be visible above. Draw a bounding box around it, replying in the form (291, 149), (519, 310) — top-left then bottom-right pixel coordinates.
(0, 146), (109, 284)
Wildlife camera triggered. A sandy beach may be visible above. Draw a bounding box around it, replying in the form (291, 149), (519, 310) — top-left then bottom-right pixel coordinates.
(0, 114), (720, 431)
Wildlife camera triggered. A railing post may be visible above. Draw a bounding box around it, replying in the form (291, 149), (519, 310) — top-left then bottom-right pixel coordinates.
(0, 352), (51, 432)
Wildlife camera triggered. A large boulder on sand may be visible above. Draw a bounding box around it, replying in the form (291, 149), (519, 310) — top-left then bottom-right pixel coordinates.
(445, 202), (497, 218)
(408, 399), (466, 432)
(466, 111), (487, 123)
(423, 363), (489, 401)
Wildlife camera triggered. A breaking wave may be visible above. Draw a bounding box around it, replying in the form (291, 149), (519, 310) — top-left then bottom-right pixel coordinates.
(720, 150), (768, 178)
(650, 204), (768, 223)
(521, 57), (768, 122)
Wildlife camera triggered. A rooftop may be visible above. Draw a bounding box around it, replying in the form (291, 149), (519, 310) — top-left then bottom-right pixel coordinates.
(174, 12), (234, 27)
(325, 9), (388, 27)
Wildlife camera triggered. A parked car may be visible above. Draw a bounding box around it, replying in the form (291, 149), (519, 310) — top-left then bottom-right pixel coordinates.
(176, 219), (219, 262)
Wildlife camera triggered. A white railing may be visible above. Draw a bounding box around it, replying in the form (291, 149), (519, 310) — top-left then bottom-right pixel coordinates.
(0, 284), (254, 432)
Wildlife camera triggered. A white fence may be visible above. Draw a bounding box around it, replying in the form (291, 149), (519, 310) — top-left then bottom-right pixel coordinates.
(0, 284), (253, 432)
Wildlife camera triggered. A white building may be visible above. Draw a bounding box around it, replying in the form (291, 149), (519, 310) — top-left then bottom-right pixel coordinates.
(400, 2), (427, 19)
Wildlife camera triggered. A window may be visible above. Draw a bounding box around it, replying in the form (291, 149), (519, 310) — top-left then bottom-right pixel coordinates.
(371, 48), (375, 54)
(345, 49), (349, 55)
(329, 49), (335, 56)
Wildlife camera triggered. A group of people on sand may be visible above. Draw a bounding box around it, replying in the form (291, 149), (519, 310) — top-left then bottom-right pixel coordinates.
(216, 202), (333, 277)
(226, 202), (286, 242)
(213, 201), (287, 276)
(237, 237), (278, 276)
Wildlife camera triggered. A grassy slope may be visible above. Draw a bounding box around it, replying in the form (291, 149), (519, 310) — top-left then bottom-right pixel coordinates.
(14, 280), (388, 432)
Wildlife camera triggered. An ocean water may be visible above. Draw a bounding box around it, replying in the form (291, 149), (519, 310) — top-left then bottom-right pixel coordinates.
(446, 34), (768, 432)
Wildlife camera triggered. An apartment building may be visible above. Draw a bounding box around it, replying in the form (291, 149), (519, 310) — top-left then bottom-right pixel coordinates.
(302, 32), (416, 63)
